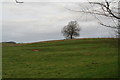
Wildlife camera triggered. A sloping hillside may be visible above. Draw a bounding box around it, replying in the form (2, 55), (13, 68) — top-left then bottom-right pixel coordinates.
(2, 38), (118, 78)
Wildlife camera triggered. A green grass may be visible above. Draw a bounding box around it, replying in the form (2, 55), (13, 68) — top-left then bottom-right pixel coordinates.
(2, 38), (118, 78)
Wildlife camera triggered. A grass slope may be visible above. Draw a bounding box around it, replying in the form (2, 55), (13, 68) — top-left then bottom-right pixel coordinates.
(2, 38), (118, 78)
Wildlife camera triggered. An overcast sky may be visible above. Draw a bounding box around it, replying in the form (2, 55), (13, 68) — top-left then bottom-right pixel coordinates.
(1, 1), (118, 43)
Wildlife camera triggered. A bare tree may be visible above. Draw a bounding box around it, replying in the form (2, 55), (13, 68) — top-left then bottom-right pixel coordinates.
(88, 0), (119, 28)
(89, 0), (119, 37)
(67, 0), (119, 36)
(62, 21), (80, 39)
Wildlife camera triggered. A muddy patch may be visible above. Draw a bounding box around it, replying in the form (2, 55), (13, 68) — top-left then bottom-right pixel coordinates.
(32, 49), (41, 52)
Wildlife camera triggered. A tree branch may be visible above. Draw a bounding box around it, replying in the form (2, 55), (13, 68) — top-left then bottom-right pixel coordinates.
(90, 1), (120, 19)
(15, 0), (23, 3)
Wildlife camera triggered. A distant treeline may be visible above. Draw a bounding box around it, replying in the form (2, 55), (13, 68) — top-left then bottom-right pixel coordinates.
(2, 41), (16, 44)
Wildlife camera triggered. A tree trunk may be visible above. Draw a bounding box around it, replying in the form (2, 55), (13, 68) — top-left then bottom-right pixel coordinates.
(70, 35), (73, 39)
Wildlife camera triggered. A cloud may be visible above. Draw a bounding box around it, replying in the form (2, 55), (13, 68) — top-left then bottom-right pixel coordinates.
(3, 0), (116, 3)
(0, 2), (2, 42)
(2, 2), (116, 43)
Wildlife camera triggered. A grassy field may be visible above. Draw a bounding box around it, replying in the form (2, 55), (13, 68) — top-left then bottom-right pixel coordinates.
(2, 38), (118, 78)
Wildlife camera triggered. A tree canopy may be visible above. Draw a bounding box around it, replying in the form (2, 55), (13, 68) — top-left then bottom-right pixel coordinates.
(62, 21), (80, 39)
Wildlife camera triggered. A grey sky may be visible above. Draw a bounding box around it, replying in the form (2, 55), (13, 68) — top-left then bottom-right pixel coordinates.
(2, 0), (118, 2)
(2, 1), (117, 43)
